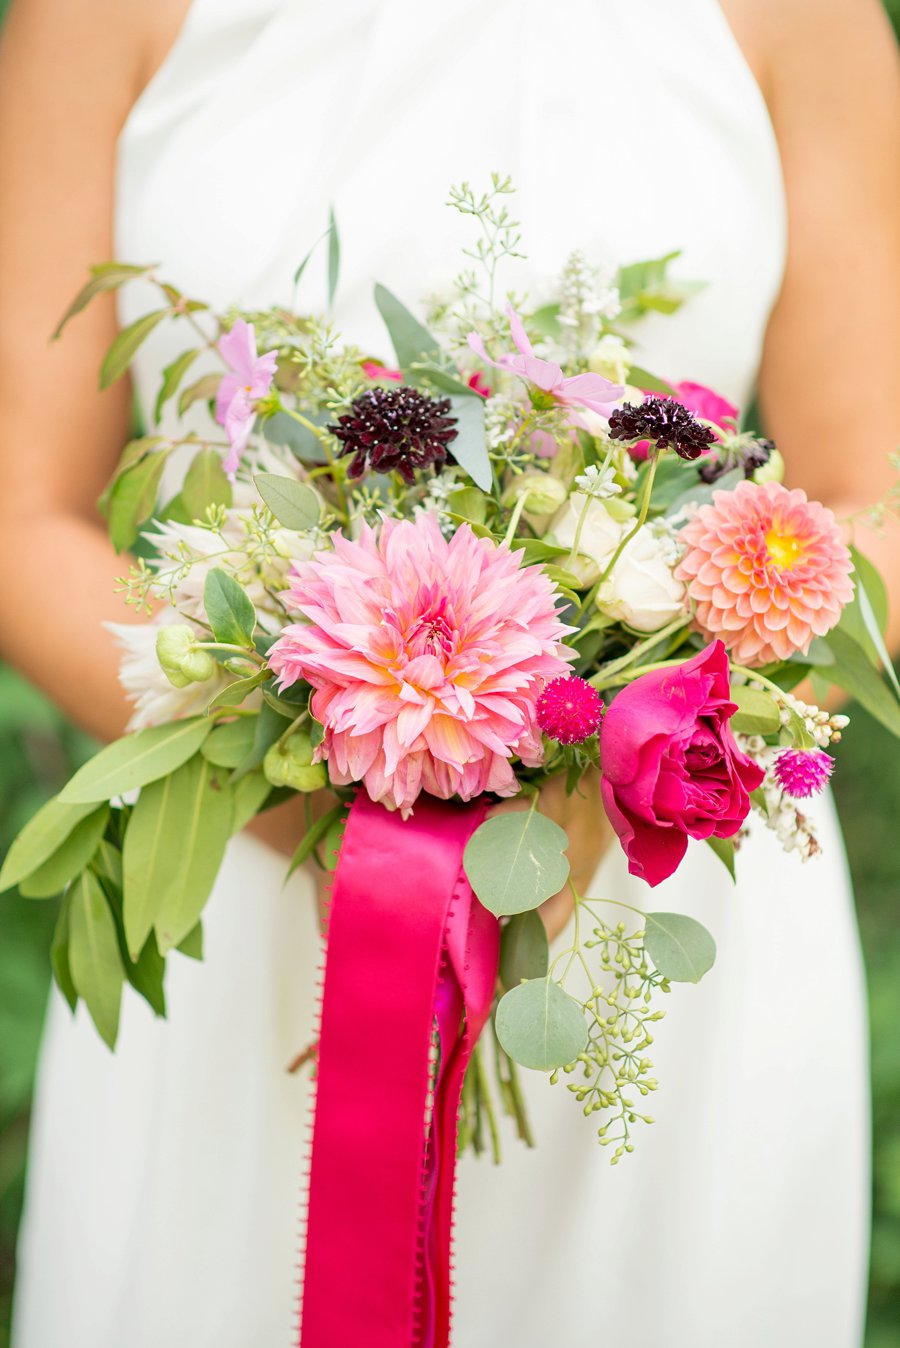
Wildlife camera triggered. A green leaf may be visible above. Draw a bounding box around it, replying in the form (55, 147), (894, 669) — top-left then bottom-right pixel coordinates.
(409, 364), (480, 398)
(123, 755), (233, 956)
(499, 909), (549, 990)
(374, 283), (440, 370)
(181, 448), (233, 518)
(643, 911), (716, 983)
(97, 435), (167, 516)
(53, 262), (155, 340)
(254, 473), (320, 530)
(495, 977), (588, 1071)
(177, 922), (204, 960)
(18, 805), (110, 899)
(447, 395), (492, 492)
(705, 835), (736, 881)
(178, 372), (222, 416)
(327, 205), (340, 306)
(68, 871), (125, 1048)
(823, 626), (900, 736)
(155, 347), (202, 422)
(0, 796), (97, 893)
(261, 409), (327, 461)
(100, 309), (171, 389)
(124, 931), (167, 1017)
(60, 717), (212, 804)
(286, 803), (345, 879)
(730, 686), (782, 737)
(50, 892), (78, 1012)
(204, 568), (257, 648)
(232, 701), (285, 779)
(230, 770), (272, 834)
(206, 670), (269, 710)
(846, 546), (900, 702)
(463, 810), (570, 916)
(107, 449), (171, 552)
(664, 467), (743, 518)
(202, 717), (258, 769)
(625, 365), (679, 397)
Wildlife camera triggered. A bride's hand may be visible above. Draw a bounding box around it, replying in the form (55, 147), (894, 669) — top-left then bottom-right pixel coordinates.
(488, 772), (613, 943)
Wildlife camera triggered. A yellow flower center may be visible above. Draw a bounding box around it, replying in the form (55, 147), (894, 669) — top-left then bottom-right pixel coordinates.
(765, 528), (805, 571)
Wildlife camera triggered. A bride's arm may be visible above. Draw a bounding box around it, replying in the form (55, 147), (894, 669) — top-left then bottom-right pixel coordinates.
(0, 0), (189, 740)
(726, 0), (900, 644)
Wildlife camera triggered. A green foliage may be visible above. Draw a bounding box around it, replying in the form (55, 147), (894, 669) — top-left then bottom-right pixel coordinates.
(60, 717), (212, 804)
(254, 473), (320, 530)
(499, 909), (549, 989)
(642, 911), (717, 984)
(495, 977), (588, 1071)
(203, 569), (257, 648)
(463, 809), (570, 916)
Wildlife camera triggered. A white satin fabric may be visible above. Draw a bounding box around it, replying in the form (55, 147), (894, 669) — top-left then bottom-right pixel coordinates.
(13, 3), (870, 1345)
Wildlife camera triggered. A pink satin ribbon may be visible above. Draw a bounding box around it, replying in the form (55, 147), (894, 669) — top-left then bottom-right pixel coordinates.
(299, 791), (499, 1348)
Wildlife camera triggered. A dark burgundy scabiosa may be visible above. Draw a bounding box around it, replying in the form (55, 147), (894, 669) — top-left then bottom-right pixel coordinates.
(608, 396), (716, 461)
(328, 385), (459, 484)
(536, 675), (605, 745)
(698, 436), (775, 484)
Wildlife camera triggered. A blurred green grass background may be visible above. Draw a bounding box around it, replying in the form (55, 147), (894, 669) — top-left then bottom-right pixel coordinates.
(1, 3), (899, 1345)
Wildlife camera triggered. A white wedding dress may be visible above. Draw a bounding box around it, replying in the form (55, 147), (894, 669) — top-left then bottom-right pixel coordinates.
(13, 2), (870, 1345)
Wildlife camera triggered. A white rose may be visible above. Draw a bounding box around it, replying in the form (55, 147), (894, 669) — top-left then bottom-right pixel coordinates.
(595, 525), (687, 632)
(546, 494), (626, 587)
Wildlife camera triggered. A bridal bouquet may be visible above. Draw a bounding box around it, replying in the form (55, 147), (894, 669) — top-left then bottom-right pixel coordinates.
(3, 178), (898, 1173)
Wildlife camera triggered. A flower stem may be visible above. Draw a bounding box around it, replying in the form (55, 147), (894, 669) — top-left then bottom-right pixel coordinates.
(589, 616), (691, 690)
(595, 449), (664, 590)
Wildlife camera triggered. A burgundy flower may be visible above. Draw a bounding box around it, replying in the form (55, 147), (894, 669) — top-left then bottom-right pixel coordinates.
(329, 386), (459, 484)
(608, 396), (716, 461)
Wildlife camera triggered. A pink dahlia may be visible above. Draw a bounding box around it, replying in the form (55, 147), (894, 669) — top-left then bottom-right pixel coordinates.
(676, 479), (853, 666)
(772, 748), (833, 798)
(268, 515), (571, 814)
(536, 676), (604, 745)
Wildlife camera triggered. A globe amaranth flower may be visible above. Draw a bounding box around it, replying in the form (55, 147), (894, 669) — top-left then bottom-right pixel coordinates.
(772, 748), (834, 798)
(268, 515), (572, 815)
(214, 319), (278, 480)
(676, 479), (854, 666)
(329, 385), (459, 485)
(608, 395), (716, 461)
(536, 676), (604, 745)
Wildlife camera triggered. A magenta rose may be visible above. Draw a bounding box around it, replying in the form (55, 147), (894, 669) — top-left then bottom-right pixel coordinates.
(599, 641), (764, 886)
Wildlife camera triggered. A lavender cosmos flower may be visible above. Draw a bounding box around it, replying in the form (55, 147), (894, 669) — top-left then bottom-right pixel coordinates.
(214, 319), (278, 479)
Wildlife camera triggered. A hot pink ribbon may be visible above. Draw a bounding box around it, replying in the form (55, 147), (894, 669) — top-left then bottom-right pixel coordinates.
(299, 791), (499, 1348)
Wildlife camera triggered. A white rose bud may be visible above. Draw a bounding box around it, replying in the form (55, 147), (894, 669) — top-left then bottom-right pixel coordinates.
(155, 625), (217, 689)
(546, 494), (626, 587)
(588, 335), (632, 386)
(595, 526), (687, 632)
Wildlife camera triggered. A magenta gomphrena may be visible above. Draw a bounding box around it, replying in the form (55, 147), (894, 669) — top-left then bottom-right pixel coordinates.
(772, 748), (834, 798)
(535, 675), (604, 746)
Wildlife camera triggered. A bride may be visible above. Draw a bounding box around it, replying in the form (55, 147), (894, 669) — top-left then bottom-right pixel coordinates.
(1, 1), (899, 1344)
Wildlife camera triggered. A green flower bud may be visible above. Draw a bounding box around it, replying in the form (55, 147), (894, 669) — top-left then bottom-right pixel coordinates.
(502, 472), (568, 516)
(156, 625), (217, 688)
(752, 448), (785, 485)
(263, 733), (328, 792)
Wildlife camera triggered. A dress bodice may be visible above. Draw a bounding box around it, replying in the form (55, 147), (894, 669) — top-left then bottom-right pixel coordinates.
(115, 0), (786, 421)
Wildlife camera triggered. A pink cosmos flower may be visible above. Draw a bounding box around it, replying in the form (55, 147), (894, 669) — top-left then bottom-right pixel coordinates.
(600, 640), (764, 886)
(676, 479), (853, 666)
(631, 380), (738, 462)
(468, 305), (623, 422)
(268, 514), (572, 815)
(360, 360), (403, 382)
(214, 319), (278, 480)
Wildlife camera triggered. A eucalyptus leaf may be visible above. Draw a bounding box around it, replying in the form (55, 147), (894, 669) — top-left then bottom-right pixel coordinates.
(463, 810), (570, 916)
(499, 909), (549, 989)
(495, 977), (588, 1071)
(19, 805), (110, 899)
(374, 283), (440, 370)
(68, 871), (126, 1048)
(447, 395), (492, 492)
(644, 911), (716, 983)
(107, 450), (171, 552)
(254, 473), (320, 530)
(730, 686), (781, 737)
(155, 347), (202, 422)
(182, 448), (232, 517)
(0, 796), (97, 893)
(100, 309), (171, 389)
(204, 568), (257, 648)
(54, 262), (155, 340)
(61, 717), (212, 805)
